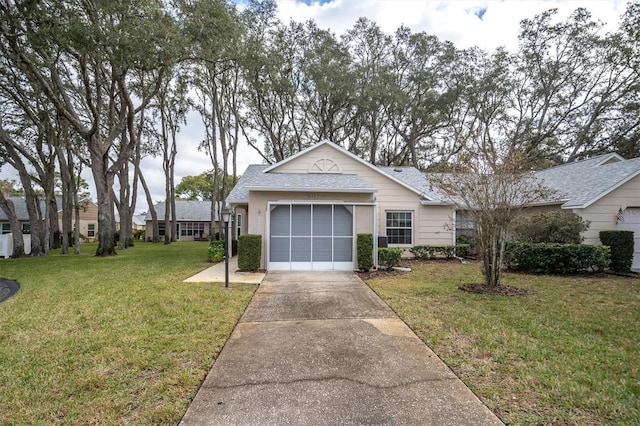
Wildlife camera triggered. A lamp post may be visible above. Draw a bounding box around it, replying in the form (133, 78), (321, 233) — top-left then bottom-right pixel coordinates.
(221, 208), (232, 288)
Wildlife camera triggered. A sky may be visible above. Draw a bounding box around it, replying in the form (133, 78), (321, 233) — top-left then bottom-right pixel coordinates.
(0, 0), (630, 213)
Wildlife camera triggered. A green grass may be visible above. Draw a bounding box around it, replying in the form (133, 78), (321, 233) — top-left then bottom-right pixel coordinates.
(365, 261), (640, 425)
(0, 242), (256, 425)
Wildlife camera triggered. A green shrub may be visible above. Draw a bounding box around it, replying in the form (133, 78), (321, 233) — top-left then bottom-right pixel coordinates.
(456, 235), (476, 256)
(133, 229), (145, 240)
(504, 241), (610, 274)
(511, 210), (590, 244)
(357, 233), (373, 272)
(238, 234), (261, 271)
(599, 230), (634, 272)
(207, 241), (225, 262)
(378, 247), (402, 271)
(410, 244), (470, 259)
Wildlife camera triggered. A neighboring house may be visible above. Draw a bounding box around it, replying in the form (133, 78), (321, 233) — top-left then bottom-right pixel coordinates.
(132, 214), (146, 231)
(144, 200), (222, 241)
(226, 140), (455, 271)
(0, 197), (98, 242)
(534, 153), (640, 269)
(115, 214), (147, 232)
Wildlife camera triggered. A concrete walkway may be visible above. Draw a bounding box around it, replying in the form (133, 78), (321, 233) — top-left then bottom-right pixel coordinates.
(183, 256), (265, 284)
(180, 271), (503, 426)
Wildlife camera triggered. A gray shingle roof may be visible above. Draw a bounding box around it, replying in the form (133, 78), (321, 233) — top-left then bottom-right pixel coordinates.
(226, 165), (378, 204)
(378, 166), (448, 202)
(226, 152), (640, 209)
(144, 200), (222, 222)
(0, 197), (59, 221)
(534, 154), (640, 208)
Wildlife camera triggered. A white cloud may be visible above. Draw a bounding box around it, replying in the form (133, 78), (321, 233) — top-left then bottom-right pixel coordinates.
(1, 0), (627, 215)
(275, 0), (627, 51)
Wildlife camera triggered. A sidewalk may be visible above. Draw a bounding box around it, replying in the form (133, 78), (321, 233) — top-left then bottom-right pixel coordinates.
(180, 271), (503, 425)
(183, 256), (265, 284)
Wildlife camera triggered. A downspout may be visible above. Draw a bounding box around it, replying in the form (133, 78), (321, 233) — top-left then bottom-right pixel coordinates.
(373, 198), (378, 270)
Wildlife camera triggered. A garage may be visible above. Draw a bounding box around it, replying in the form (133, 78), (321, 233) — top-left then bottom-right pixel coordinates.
(618, 208), (640, 270)
(268, 203), (354, 271)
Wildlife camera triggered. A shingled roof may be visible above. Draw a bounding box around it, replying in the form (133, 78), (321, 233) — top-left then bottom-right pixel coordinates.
(144, 200), (222, 222)
(535, 153), (640, 208)
(226, 165), (378, 204)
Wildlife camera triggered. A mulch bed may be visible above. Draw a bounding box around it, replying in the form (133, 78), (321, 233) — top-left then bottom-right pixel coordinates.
(0, 278), (20, 303)
(458, 283), (531, 296)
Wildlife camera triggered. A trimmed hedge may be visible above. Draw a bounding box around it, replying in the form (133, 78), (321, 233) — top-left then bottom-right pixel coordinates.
(600, 230), (634, 272)
(504, 241), (610, 274)
(357, 233), (374, 272)
(378, 247), (402, 271)
(238, 234), (261, 271)
(410, 244), (471, 260)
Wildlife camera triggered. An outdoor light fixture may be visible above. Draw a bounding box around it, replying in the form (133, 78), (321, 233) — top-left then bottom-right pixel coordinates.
(221, 207), (232, 288)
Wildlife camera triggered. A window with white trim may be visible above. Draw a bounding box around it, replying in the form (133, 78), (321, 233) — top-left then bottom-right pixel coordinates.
(87, 223), (96, 237)
(1, 223), (10, 234)
(22, 223), (30, 234)
(386, 211), (413, 245)
(236, 213), (242, 238)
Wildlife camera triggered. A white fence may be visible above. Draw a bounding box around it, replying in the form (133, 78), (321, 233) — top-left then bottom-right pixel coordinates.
(0, 234), (32, 258)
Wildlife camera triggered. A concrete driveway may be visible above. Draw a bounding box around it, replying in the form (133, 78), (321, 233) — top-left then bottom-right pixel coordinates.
(180, 271), (503, 426)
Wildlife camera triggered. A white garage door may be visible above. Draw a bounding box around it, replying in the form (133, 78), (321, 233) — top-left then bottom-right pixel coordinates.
(269, 204), (353, 271)
(618, 208), (640, 270)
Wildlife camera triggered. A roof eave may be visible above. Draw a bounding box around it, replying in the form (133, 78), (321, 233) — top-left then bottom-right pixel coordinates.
(570, 168), (640, 209)
(245, 186), (378, 194)
(420, 199), (452, 206)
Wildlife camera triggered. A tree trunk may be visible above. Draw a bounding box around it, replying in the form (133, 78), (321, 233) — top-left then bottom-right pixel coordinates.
(0, 193), (25, 257)
(91, 148), (117, 256)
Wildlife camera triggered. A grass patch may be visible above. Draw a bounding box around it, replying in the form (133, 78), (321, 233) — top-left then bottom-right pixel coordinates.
(0, 241), (256, 424)
(365, 261), (640, 425)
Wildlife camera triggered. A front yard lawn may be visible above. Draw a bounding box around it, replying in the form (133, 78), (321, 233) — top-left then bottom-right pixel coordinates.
(365, 261), (640, 425)
(0, 242), (256, 424)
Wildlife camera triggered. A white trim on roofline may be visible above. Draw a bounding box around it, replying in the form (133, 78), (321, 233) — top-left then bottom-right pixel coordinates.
(245, 186), (377, 194)
(594, 153), (625, 167)
(262, 139), (431, 200)
(561, 169), (640, 209)
(420, 199), (454, 206)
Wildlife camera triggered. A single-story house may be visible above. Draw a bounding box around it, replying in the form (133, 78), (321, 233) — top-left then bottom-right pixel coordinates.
(534, 153), (640, 269)
(226, 140), (640, 271)
(226, 140), (455, 271)
(0, 197), (99, 242)
(115, 214), (147, 232)
(144, 200), (222, 241)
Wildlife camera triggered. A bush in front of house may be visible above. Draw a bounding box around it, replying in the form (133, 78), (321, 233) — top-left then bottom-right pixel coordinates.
(357, 233), (374, 272)
(410, 244), (471, 260)
(207, 240), (225, 262)
(378, 247), (402, 271)
(456, 235), (477, 257)
(504, 241), (610, 274)
(511, 210), (590, 244)
(599, 230), (634, 272)
(238, 234), (261, 271)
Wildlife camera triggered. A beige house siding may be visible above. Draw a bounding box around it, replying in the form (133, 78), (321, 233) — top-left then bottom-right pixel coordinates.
(416, 206), (455, 246)
(576, 174), (640, 245)
(56, 200), (99, 242)
(268, 143), (454, 248)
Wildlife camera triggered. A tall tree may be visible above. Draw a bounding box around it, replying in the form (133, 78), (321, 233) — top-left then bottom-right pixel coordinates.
(0, 0), (179, 256)
(386, 28), (462, 168)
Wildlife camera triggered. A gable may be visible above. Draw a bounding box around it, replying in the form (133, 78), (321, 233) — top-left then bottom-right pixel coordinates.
(264, 141), (425, 199)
